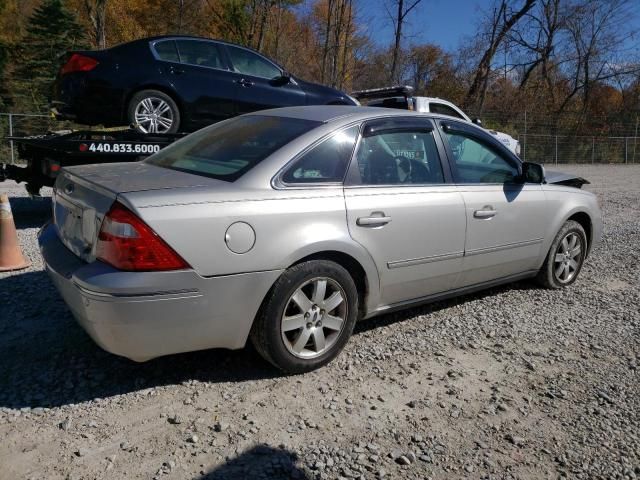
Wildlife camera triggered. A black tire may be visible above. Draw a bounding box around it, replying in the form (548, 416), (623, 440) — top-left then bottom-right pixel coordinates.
(536, 220), (587, 289)
(250, 260), (358, 373)
(127, 89), (180, 134)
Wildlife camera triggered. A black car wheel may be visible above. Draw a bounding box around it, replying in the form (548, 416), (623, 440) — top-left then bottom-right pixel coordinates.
(128, 90), (180, 134)
(251, 260), (358, 374)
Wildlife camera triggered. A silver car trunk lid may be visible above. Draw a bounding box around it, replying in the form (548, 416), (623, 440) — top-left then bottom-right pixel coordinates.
(53, 162), (217, 262)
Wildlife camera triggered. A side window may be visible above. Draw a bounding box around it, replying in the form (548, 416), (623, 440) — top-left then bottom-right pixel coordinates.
(355, 130), (444, 185)
(154, 40), (179, 62)
(429, 103), (465, 120)
(226, 45), (281, 79)
(282, 126), (358, 184)
(176, 40), (226, 69)
(444, 132), (519, 183)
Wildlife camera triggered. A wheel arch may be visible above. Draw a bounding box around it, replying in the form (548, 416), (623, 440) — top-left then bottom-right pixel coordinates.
(289, 250), (370, 318)
(271, 240), (382, 319)
(566, 211), (593, 256)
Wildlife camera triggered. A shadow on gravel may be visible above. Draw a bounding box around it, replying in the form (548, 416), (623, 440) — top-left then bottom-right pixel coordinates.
(7, 196), (52, 229)
(354, 279), (540, 335)
(0, 264), (539, 410)
(195, 445), (308, 480)
(0, 269), (279, 410)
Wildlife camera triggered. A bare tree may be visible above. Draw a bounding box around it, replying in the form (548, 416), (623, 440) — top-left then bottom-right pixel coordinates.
(510, 0), (562, 98)
(557, 0), (640, 114)
(464, 0), (536, 110)
(387, 0), (423, 83)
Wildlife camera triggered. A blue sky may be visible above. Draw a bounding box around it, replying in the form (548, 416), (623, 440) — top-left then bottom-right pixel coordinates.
(367, 0), (485, 51)
(363, 0), (640, 52)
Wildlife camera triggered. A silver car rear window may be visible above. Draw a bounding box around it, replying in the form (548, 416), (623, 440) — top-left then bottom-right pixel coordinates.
(146, 115), (321, 181)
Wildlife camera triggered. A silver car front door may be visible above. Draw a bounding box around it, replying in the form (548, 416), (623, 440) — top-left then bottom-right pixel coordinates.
(344, 118), (467, 308)
(439, 121), (547, 286)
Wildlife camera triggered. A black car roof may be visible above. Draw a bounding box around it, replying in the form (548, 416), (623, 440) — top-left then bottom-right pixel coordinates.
(123, 35), (271, 59)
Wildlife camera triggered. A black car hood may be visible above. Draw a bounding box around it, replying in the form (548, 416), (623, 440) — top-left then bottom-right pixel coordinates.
(293, 77), (357, 105)
(545, 170), (590, 188)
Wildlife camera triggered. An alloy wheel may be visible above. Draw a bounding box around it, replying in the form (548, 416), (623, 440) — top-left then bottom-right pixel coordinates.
(553, 232), (583, 283)
(280, 277), (348, 359)
(134, 97), (174, 133)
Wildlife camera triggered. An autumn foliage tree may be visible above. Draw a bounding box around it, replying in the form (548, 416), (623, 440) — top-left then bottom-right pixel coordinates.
(0, 0), (637, 142)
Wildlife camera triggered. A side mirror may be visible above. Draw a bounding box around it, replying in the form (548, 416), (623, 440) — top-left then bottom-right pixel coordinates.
(521, 162), (545, 183)
(271, 72), (291, 86)
(472, 118), (482, 126)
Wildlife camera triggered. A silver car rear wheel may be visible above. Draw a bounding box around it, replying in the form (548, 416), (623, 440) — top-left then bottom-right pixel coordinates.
(280, 277), (348, 359)
(251, 260), (358, 373)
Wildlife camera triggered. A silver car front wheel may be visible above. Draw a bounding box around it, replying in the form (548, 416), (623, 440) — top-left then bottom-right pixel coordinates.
(553, 232), (583, 283)
(537, 220), (587, 289)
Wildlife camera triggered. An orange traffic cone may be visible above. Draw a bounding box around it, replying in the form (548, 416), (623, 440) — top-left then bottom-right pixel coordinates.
(0, 193), (31, 271)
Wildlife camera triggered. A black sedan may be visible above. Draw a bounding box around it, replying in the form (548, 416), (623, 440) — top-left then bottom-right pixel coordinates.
(51, 35), (358, 133)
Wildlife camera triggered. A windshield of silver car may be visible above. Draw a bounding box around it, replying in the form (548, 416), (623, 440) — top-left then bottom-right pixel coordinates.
(145, 115), (322, 181)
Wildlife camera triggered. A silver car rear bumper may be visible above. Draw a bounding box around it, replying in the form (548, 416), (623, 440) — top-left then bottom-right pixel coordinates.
(38, 223), (282, 361)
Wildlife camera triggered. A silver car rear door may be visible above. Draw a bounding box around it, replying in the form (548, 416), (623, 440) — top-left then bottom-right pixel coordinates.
(344, 117), (467, 308)
(437, 120), (547, 286)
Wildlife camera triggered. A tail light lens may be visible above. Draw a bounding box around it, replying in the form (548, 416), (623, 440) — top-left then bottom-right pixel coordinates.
(96, 202), (189, 271)
(60, 53), (99, 75)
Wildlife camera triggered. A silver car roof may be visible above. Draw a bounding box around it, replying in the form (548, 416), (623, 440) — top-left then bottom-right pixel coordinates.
(256, 105), (420, 123)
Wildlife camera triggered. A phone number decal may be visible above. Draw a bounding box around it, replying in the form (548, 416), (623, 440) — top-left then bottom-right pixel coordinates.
(82, 143), (161, 154)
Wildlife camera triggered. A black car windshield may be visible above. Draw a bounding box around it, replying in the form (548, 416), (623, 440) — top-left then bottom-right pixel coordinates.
(146, 115), (321, 181)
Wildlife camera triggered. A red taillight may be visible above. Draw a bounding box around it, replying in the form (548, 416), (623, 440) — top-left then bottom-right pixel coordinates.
(60, 53), (99, 75)
(96, 202), (189, 271)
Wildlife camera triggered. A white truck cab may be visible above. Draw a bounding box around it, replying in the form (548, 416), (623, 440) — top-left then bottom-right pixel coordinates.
(353, 86), (521, 156)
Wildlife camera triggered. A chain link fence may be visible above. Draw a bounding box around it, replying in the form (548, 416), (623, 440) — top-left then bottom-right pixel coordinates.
(0, 113), (55, 164)
(2, 110), (640, 165)
(475, 109), (640, 164)
(519, 134), (640, 164)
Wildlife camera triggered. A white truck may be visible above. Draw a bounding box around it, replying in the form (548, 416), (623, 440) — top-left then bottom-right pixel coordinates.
(353, 86), (521, 156)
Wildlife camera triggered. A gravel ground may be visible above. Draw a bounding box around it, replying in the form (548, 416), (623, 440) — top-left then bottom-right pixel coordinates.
(0, 164), (638, 480)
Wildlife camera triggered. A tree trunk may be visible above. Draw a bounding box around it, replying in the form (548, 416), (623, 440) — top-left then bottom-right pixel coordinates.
(390, 0), (404, 83)
(464, 0), (536, 109)
(84, 0), (108, 49)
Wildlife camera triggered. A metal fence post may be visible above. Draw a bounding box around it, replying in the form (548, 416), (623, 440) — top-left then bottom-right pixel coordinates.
(625, 137), (628, 164)
(523, 110), (527, 162)
(555, 135), (558, 164)
(592, 138), (595, 164)
(8, 113), (15, 165)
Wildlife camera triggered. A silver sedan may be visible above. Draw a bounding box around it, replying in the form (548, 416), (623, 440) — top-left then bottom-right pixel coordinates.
(39, 106), (602, 373)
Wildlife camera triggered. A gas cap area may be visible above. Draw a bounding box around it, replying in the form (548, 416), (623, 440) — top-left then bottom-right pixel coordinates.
(224, 222), (256, 254)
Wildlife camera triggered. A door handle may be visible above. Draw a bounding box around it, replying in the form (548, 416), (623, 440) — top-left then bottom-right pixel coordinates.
(237, 78), (254, 87)
(169, 66), (184, 75)
(356, 212), (392, 227)
(473, 206), (497, 219)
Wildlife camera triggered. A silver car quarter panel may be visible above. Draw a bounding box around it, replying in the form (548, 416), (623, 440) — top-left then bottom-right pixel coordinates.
(345, 185), (466, 306)
(39, 223), (282, 361)
(457, 184), (547, 286)
(124, 187), (377, 282)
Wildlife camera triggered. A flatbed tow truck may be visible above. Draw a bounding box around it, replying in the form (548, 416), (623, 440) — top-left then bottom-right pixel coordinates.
(1, 128), (184, 196)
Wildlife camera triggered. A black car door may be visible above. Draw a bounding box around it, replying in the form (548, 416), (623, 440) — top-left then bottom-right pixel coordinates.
(223, 44), (306, 114)
(152, 39), (237, 129)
